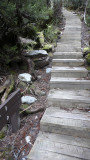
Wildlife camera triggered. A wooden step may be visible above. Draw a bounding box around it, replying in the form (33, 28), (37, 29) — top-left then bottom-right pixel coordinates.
(50, 77), (90, 90)
(52, 59), (84, 67)
(41, 107), (90, 139)
(27, 131), (90, 160)
(48, 89), (90, 109)
(51, 67), (88, 78)
(53, 52), (82, 59)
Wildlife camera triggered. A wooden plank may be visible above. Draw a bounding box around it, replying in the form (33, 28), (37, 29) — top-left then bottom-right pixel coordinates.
(0, 89), (21, 132)
(0, 89), (21, 116)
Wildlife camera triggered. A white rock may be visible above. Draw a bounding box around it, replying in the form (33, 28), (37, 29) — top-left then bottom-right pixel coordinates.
(24, 50), (48, 58)
(46, 68), (51, 73)
(37, 75), (42, 79)
(18, 73), (32, 83)
(35, 116), (38, 120)
(25, 136), (31, 144)
(21, 96), (37, 104)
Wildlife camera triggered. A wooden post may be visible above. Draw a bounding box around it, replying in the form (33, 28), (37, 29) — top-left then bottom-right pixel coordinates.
(0, 89), (21, 133)
(11, 109), (20, 133)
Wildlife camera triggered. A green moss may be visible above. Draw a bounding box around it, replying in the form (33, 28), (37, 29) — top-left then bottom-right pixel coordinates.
(86, 53), (90, 64)
(83, 47), (90, 53)
(0, 145), (12, 159)
(21, 104), (29, 109)
(0, 131), (5, 139)
(43, 44), (53, 51)
(48, 52), (53, 57)
(30, 84), (36, 89)
(86, 66), (90, 71)
(27, 46), (33, 51)
(37, 32), (44, 46)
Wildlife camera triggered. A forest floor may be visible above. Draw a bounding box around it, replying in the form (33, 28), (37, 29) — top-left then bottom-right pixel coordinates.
(0, 15), (90, 160)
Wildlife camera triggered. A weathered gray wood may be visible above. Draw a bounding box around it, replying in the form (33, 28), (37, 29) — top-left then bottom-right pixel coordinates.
(48, 89), (90, 108)
(50, 77), (90, 89)
(0, 89), (21, 132)
(53, 52), (82, 59)
(27, 8), (90, 160)
(28, 133), (90, 160)
(28, 149), (83, 160)
(51, 66), (88, 78)
(52, 59), (84, 67)
(10, 109), (20, 133)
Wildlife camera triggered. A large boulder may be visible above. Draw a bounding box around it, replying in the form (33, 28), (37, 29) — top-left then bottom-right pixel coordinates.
(19, 37), (37, 49)
(83, 47), (90, 57)
(34, 57), (50, 69)
(19, 37), (36, 45)
(86, 53), (90, 64)
(23, 50), (48, 58)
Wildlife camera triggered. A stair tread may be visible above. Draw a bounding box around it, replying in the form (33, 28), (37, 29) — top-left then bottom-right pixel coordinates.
(28, 132), (90, 160)
(48, 89), (90, 103)
(53, 59), (84, 62)
(41, 111), (90, 129)
(27, 150), (84, 160)
(50, 77), (90, 83)
(52, 66), (87, 72)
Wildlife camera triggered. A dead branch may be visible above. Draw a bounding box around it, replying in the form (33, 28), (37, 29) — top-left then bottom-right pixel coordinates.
(84, 0), (88, 24)
(20, 106), (44, 114)
(0, 78), (11, 94)
(1, 75), (15, 103)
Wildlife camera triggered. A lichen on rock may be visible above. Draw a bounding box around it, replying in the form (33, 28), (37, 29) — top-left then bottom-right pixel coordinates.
(83, 47), (90, 54)
(86, 53), (90, 64)
(43, 44), (53, 52)
(37, 32), (45, 46)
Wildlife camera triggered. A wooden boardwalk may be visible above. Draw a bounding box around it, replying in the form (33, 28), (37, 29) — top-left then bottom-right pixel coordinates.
(27, 9), (90, 160)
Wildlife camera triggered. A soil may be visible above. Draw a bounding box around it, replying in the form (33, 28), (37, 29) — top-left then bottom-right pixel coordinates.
(0, 11), (90, 160)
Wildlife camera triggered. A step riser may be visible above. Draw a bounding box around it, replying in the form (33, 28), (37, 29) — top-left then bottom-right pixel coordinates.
(52, 61), (84, 67)
(40, 124), (90, 139)
(28, 150), (85, 160)
(51, 71), (87, 78)
(53, 54), (82, 59)
(50, 82), (90, 90)
(55, 48), (81, 52)
(47, 98), (90, 109)
(57, 44), (81, 47)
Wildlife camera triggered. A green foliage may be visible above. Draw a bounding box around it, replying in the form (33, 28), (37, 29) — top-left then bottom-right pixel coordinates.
(64, 0), (85, 10)
(0, 0), (54, 68)
(53, 0), (62, 24)
(64, 0), (90, 26)
(44, 25), (60, 43)
(86, 1), (90, 26)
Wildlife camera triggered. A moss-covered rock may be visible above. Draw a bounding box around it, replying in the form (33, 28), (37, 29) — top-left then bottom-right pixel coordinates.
(83, 47), (90, 54)
(0, 131), (5, 139)
(19, 37), (37, 49)
(86, 53), (90, 64)
(43, 44), (53, 52)
(37, 32), (45, 46)
(18, 81), (29, 90)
